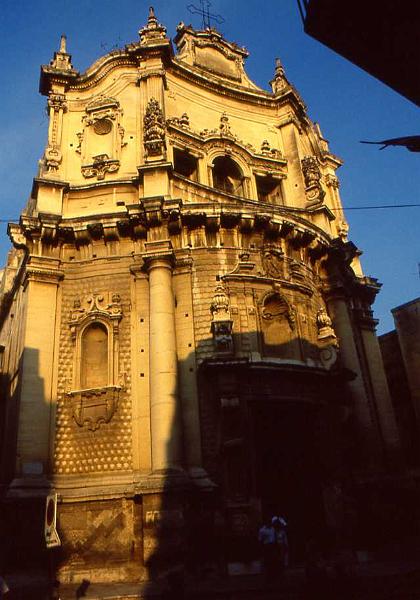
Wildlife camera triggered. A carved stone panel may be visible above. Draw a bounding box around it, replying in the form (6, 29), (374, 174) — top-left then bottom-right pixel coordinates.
(77, 96), (126, 180)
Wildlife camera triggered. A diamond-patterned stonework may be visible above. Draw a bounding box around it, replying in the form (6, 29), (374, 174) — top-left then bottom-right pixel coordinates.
(54, 270), (132, 475)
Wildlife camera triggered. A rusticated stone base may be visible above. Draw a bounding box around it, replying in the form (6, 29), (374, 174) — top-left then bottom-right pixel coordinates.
(56, 497), (145, 583)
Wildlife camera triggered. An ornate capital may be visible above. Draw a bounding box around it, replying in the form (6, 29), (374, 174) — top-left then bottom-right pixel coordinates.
(142, 240), (174, 270)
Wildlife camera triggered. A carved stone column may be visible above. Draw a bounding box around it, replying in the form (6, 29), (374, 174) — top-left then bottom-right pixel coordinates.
(143, 240), (183, 473)
(326, 290), (384, 469)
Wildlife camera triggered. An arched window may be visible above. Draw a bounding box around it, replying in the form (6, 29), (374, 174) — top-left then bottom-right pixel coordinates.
(212, 156), (245, 196)
(80, 323), (108, 389)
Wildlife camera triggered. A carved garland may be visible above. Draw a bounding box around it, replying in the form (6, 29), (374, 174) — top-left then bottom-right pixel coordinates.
(143, 97), (166, 158)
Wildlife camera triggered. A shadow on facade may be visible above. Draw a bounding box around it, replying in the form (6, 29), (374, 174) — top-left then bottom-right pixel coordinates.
(0, 348), (56, 593)
(1, 336), (420, 597)
(138, 331), (420, 596)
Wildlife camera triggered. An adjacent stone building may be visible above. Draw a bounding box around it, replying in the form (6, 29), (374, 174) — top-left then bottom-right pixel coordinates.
(0, 9), (401, 582)
(379, 298), (420, 467)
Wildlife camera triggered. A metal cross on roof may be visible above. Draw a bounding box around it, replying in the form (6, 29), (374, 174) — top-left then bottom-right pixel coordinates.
(187, 0), (225, 30)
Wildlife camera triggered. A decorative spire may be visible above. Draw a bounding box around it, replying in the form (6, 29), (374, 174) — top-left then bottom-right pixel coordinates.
(270, 57), (288, 95)
(50, 34), (73, 71)
(139, 6), (167, 44)
(147, 6), (158, 28)
(59, 34), (67, 53)
(275, 57), (285, 78)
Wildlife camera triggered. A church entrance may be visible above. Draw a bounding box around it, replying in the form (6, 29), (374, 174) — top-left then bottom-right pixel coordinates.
(252, 400), (326, 563)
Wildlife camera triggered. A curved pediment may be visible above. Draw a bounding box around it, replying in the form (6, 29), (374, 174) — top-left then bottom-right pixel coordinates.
(174, 24), (260, 90)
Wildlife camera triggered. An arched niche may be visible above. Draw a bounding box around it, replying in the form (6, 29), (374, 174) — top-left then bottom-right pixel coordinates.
(80, 322), (109, 389)
(259, 292), (300, 360)
(212, 155), (245, 196)
(66, 293), (123, 430)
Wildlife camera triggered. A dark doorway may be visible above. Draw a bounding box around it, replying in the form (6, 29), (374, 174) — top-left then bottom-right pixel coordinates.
(252, 401), (325, 562)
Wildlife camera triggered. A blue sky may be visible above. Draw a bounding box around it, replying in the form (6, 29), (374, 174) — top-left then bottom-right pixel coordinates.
(0, 0), (418, 333)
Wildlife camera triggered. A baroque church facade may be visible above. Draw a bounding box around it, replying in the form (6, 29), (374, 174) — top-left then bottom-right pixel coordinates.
(0, 9), (400, 581)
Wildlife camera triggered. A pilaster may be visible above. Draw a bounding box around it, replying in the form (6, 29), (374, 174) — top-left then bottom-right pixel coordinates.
(353, 307), (402, 467)
(12, 258), (64, 489)
(325, 287), (384, 469)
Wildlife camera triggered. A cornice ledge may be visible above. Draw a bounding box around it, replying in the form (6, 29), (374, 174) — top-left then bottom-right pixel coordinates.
(222, 271), (314, 296)
(67, 54), (137, 91)
(169, 61), (276, 106)
(23, 266), (64, 287)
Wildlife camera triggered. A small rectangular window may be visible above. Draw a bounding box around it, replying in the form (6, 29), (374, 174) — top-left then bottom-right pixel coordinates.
(173, 148), (198, 181)
(256, 175), (283, 204)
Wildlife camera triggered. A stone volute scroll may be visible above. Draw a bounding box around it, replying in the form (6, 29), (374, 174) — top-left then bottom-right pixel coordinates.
(66, 293), (124, 431)
(210, 284), (234, 355)
(43, 91), (67, 173)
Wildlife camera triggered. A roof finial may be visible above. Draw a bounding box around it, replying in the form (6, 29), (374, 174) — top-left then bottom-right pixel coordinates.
(59, 34), (67, 53)
(49, 33), (73, 71)
(148, 6), (158, 28)
(139, 6), (167, 43)
(275, 57), (285, 77)
(270, 57), (288, 95)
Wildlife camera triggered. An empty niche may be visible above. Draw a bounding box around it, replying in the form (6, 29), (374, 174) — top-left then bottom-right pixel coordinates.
(80, 322), (108, 388)
(260, 293), (300, 359)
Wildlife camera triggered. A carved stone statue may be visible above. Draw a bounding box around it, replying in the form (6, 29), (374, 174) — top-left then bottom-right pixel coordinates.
(301, 155), (325, 205)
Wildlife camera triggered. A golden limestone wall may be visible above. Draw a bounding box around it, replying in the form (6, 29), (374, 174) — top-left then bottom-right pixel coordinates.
(0, 8), (402, 581)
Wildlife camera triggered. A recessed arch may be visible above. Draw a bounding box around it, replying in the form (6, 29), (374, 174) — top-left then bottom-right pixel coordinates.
(212, 155), (245, 196)
(80, 322), (109, 389)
